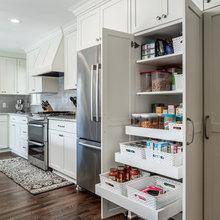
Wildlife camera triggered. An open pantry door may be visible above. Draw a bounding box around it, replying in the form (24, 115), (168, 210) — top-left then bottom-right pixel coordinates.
(183, 1), (203, 220)
(100, 28), (134, 218)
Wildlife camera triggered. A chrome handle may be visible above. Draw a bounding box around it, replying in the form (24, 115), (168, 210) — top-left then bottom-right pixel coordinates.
(96, 64), (101, 122)
(79, 142), (101, 151)
(156, 16), (161, 20)
(162, 14), (167, 18)
(91, 65), (96, 122)
(28, 140), (44, 146)
(205, 115), (210, 140)
(59, 134), (64, 137)
(28, 124), (44, 128)
(58, 125), (65, 128)
(187, 118), (195, 145)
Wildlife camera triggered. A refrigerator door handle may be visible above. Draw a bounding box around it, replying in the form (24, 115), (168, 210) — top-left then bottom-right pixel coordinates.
(90, 65), (96, 122)
(79, 142), (101, 151)
(96, 64), (101, 122)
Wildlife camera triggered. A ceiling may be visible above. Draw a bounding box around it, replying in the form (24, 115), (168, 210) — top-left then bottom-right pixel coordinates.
(0, 0), (83, 54)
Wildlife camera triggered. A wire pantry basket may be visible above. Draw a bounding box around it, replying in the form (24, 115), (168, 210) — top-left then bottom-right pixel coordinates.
(100, 171), (150, 196)
(127, 176), (182, 210)
(145, 148), (183, 167)
(120, 140), (147, 159)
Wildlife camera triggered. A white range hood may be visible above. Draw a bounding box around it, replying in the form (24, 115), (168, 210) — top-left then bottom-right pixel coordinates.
(32, 28), (64, 77)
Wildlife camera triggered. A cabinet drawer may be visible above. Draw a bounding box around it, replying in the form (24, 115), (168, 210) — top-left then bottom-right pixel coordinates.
(0, 115), (8, 122)
(49, 120), (76, 134)
(17, 117), (28, 124)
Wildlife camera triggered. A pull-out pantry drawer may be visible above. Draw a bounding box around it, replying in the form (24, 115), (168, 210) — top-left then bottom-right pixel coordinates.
(49, 120), (76, 134)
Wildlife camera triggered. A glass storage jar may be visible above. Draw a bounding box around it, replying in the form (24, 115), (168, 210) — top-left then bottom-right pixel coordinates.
(158, 114), (164, 129)
(131, 114), (141, 126)
(140, 72), (152, 92)
(141, 113), (158, 129)
(151, 70), (172, 91)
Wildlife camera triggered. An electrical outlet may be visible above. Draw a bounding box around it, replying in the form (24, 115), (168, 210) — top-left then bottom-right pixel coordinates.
(2, 103), (6, 108)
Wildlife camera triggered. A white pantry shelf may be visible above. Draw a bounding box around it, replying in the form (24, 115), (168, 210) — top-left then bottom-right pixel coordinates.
(137, 90), (183, 96)
(125, 126), (184, 142)
(136, 53), (183, 66)
(115, 152), (183, 179)
(96, 184), (182, 220)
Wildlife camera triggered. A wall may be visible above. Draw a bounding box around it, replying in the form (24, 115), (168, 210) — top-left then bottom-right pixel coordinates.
(30, 77), (77, 113)
(0, 95), (29, 113)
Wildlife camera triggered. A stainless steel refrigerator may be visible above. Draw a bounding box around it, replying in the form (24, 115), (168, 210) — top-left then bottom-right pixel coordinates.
(77, 45), (101, 193)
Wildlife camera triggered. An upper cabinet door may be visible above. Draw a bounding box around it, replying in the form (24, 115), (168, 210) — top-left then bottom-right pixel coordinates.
(100, 0), (130, 33)
(77, 8), (100, 50)
(204, 0), (220, 10)
(184, 1), (203, 220)
(162, 0), (183, 24)
(1, 58), (16, 94)
(16, 59), (27, 94)
(34, 42), (49, 71)
(64, 30), (77, 90)
(131, 0), (163, 33)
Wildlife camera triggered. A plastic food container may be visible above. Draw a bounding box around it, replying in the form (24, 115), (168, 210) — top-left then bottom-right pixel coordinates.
(151, 71), (172, 91)
(140, 72), (152, 92)
(164, 114), (176, 130)
(131, 114), (141, 126)
(141, 113), (158, 129)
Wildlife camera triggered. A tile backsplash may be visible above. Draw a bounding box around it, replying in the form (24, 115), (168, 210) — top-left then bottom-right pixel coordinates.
(30, 77), (77, 113)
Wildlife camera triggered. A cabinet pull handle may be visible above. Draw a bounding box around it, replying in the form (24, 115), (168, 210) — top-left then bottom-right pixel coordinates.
(59, 134), (64, 137)
(58, 125), (65, 128)
(205, 115), (210, 140)
(156, 16), (161, 20)
(187, 118), (195, 145)
(162, 14), (167, 18)
(96, 38), (99, 42)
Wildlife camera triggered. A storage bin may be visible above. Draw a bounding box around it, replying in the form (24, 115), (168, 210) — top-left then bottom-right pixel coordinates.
(131, 113), (141, 126)
(141, 42), (156, 60)
(141, 113), (158, 129)
(172, 36), (183, 54)
(120, 140), (147, 159)
(127, 176), (182, 210)
(100, 171), (150, 196)
(140, 72), (152, 92)
(151, 71), (172, 91)
(174, 74), (183, 91)
(145, 148), (183, 167)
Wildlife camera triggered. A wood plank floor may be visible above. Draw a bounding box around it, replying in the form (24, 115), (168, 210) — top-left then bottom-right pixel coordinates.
(0, 152), (141, 220)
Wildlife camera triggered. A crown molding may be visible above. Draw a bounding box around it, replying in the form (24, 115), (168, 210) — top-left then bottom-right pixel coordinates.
(62, 20), (77, 34)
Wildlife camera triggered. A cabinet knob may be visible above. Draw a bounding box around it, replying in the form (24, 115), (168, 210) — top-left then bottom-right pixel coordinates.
(156, 16), (161, 20)
(162, 14), (167, 19)
(96, 38), (99, 42)
(206, 0), (211, 2)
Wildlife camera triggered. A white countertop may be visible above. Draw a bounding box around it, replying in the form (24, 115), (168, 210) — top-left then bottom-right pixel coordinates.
(47, 116), (77, 122)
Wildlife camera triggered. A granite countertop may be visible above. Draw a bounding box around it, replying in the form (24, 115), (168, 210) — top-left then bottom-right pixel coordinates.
(47, 115), (77, 122)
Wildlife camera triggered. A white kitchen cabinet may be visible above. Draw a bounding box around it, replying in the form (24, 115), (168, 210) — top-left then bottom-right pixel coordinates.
(131, 0), (183, 33)
(204, 6), (220, 220)
(64, 29), (77, 90)
(100, 0), (130, 33)
(0, 115), (8, 149)
(16, 59), (27, 94)
(204, 0), (220, 10)
(49, 120), (76, 179)
(9, 115), (28, 159)
(77, 8), (100, 50)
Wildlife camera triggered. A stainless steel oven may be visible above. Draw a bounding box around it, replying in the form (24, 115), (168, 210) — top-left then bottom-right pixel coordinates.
(28, 119), (48, 170)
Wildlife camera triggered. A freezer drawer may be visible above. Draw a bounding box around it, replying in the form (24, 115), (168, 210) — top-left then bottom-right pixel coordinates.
(77, 139), (101, 193)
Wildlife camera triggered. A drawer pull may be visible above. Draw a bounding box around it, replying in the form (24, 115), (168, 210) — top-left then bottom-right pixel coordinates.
(58, 125), (65, 128)
(59, 134), (64, 137)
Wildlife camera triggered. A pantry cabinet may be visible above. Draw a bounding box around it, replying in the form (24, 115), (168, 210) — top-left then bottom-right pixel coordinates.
(0, 115), (8, 149)
(64, 26), (77, 90)
(49, 120), (77, 179)
(204, 0), (220, 10)
(204, 6), (220, 220)
(131, 0), (183, 33)
(96, 1), (203, 219)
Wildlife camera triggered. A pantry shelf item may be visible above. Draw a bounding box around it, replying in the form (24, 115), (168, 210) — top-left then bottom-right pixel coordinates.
(164, 114), (177, 130)
(115, 152), (183, 180)
(125, 126), (184, 142)
(140, 72), (152, 92)
(136, 90), (183, 96)
(172, 36), (183, 54)
(131, 113), (141, 126)
(100, 170), (150, 196)
(141, 42), (155, 60)
(136, 53), (182, 67)
(174, 74), (183, 91)
(96, 183), (182, 220)
(120, 140), (147, 159)
(151, 71), (172, 92)
(141, 113), (159, 129)
(127, 176), (182, 210)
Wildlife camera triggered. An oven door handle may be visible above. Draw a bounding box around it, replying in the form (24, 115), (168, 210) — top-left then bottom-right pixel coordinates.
(28, 124), (44, 128)
(28, 140), (44, 146)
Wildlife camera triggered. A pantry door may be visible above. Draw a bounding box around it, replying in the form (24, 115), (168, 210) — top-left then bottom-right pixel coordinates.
(184, 1), (203, 220)
(204, 6), (220, 220)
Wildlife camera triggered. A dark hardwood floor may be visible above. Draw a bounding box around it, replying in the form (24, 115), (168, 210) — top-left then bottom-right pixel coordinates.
(0, 152), (140, 220)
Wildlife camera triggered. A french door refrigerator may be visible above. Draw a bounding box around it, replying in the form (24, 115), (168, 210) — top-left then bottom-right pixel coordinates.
(77, 45), (101, 193)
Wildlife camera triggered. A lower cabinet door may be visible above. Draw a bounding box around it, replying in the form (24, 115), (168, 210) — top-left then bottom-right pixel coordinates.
(63, 133), (76, 179)
(0, 122), (8, 149)
(9, 123), (17, 151)
(49, 130), (64, 172)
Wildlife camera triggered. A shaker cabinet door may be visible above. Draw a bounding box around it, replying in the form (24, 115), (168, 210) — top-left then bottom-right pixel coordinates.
(16, 59), (27, 94)
(0, 122), (8, 149)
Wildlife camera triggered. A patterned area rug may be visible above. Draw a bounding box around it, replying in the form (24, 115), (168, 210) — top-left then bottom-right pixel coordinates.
(0, 157), (73, 194)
